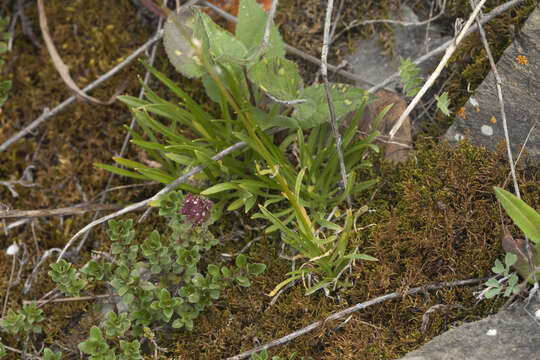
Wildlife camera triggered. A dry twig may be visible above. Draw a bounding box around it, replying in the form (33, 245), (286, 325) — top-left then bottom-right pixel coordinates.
(468, 0), (537, 290)
(36, 0), (122, 105)
(321, 0), (350, 207)
(388, 0), (488, 139)
(0, 203), (126, 219)
(22, 293), (111, 306)
(331, 0), (448, 45)
(227, 278), (485, 360)
(0, 31), (163, 153)
(76, 0), (173, 255)
(370, 0), (525, 93)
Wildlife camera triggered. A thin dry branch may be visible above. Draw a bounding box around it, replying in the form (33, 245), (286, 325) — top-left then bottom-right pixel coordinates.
(0, 31), (164, 153)
(55, 138), (251, 263)
(0, 203), (126, 219)
(331, 0), (448, 45)
(469, 0), (537, 289)
(76, 0), (172, 255)
(388, 0), (488, 139)
(23, 293), (111, 306)
(369, 0), (525, 93)
(36, 0), (121, 105)
(321, 0), (350, 207)
(227, 278), (485, 360)
(2, 246), (17, 317)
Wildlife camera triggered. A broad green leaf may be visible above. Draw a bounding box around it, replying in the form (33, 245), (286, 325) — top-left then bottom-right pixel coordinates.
(485, 278), (500, 287)
(193, 10), (248, 61)
(117, 94), (148, 107)
(492, 259), (505, 274)
(244, 194), (257, 212)
(163, 9), (204, 78)
(264, 211), (295, 233)
(226, 197), (246, 211)
(494, 187), (540, 243)
(248, 263), (266, 275)
(164, 153), (195, 166)
(235, 254), (247, 268)
(247, 107), (300, 130)
(236, 276), (251, 287)
(484, 287), (501, 299)
(136, 168), (176, 184)
(352, 179), (378, 194)
(236, 0), (285, 60)
(294, 168), (306, 203)
(112, 157), (153, 171)
(130, 139), (167, 152)
(258, 205), (299, 240)
(316, 216), (343, 232)
(294, 83), (373, 129)
(248, 57), (303, 102)
(505, 252), (517, 267)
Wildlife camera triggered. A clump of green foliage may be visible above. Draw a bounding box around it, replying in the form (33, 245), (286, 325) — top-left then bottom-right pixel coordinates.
(53, 190), (264, 334)
(98, 0), (380, 296)
(0, 302), (43, 335)
(0, 302), (61, 360)
(0, 191), (265, 358)
(482, 187), (540, 298)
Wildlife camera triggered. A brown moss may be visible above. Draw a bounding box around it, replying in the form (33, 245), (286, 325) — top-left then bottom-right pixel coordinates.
(156, 140), (538, 359)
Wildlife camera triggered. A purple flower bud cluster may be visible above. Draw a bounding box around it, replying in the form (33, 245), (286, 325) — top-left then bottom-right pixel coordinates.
(180, 193), (212, 226)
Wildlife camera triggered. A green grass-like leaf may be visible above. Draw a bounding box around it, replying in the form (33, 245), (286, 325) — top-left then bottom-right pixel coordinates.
(494, 186), (540, 243)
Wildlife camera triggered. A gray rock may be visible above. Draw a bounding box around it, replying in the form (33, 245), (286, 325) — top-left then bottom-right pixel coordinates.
(444, 7), (540, 162)
(347, 5), (450, 91)
(399, 295), (540, 360)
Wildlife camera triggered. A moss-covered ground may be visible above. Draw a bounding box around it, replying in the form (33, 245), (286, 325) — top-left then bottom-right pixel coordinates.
(0, 0), (538, 359)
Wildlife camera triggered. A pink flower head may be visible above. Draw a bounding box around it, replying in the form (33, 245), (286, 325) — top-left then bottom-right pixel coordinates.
(180, 193), (213, 226)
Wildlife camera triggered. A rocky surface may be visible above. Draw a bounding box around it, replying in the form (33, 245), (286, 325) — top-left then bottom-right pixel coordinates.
(398, 295), (540, 360)
(347, 5), (450, 91)
(444, 7), (540, 162)
(346, 5), (449, 163)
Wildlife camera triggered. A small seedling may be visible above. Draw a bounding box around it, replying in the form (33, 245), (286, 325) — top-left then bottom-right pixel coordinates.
(484, 253), (519, 298)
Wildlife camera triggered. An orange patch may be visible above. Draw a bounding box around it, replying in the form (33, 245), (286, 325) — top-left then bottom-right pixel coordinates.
(208, 0), (272, 31)
(490, 116), (496, 124)
(516, 55), (528, 65)
(457, 107), (466, 119)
